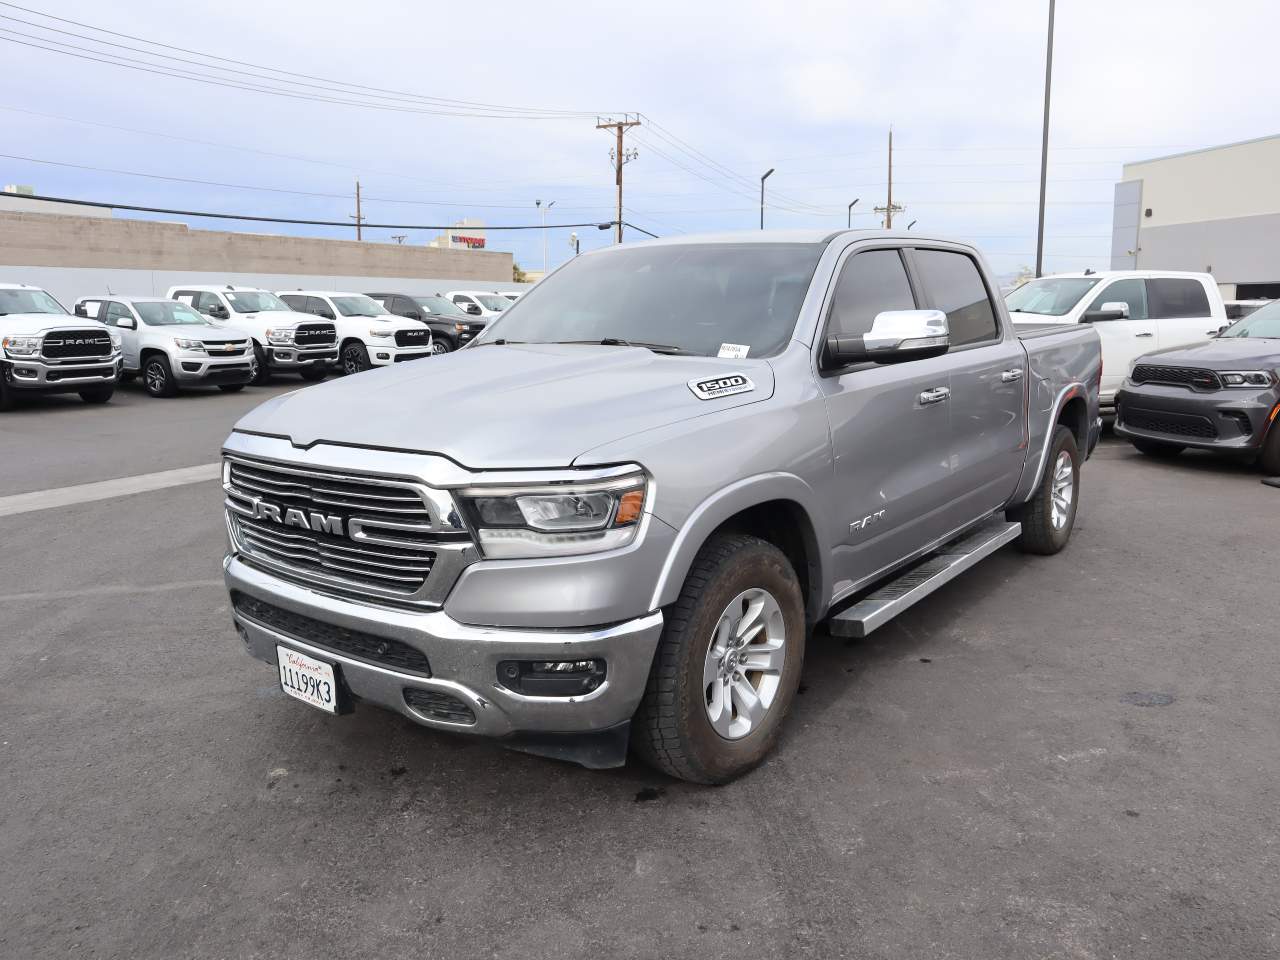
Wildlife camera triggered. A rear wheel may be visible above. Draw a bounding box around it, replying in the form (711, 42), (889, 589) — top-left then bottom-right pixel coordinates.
(633, 533), (805, 784)
(1132, 438), (1185, 458)
(341, 341), (370, 375)
(78, 385), (114, 404)
(143, 354), (179, 397)
(1010, 424), (1079, 555)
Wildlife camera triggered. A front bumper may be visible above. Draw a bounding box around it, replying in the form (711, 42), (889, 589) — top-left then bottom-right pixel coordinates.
(4, 353), (121, 391)
(174, 354), (255, 384)
(370, 346), (433, 365)
(224, 554), (664, 740)
(1115, 382), (1280, 451)
(267, 345), (337, 369)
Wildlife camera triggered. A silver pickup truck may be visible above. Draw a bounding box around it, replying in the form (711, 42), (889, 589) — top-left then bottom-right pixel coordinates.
(221, 230), (1101, 783)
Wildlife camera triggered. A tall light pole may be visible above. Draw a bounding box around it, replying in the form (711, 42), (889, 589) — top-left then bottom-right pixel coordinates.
(536, 199), (555, 274)
(1035, 0), (1056, 278)
(847, 198), (860, 228)
(760, 168), (774, 230)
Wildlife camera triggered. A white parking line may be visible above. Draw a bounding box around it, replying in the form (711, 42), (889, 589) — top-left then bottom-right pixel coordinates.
(0, 462), (221, 518)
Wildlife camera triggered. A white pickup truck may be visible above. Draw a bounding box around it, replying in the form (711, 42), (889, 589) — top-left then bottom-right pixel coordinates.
(1006, 270), (1226, 412)
(277, 291), (433, 374)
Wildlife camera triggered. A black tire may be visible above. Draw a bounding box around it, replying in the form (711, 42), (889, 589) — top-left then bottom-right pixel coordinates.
(251, 343), (271, 385)
(430, 339), (452, 355)
(1259, 423), (1280, 475)
(299, 365), (328, 382)
(341, 341), (370, 375)
(78, 384), (114, 404)
(1010, 424), (1079, 555)
(633, 533), (806, 784)
(0, 369), (14, 411)
(1132, 438), (1185, 458)
(142, 354), (179, 397)
(218, 383), (246, 393)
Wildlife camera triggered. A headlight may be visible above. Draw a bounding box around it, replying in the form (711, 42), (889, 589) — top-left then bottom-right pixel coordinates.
(1220, 371), (1274, 387)
(1, 335), (41, 357)
(107, 332), (122, 350)
(368, 328), (394, 338)
(173, 338), (206, 352)
(458, 470), (648, 558)
(454, 322), (468, 333)
(266, 327), (296, 345)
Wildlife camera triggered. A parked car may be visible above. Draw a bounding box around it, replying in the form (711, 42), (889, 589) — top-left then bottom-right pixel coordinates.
(0, 282), (120, 410)
(365, 292), (485, 353)
(445, 289), (511, 318)
(219, 230), (1101, 783)
(501, 291), (527, 302)
(75, 296), (255, 397)
(167, 285), (335, 384)
(1115, 299), (1280, 472)
(1006, 271), (1226, 413)
(1225, 299), (1272, 321)
(277, 291), (433, 373)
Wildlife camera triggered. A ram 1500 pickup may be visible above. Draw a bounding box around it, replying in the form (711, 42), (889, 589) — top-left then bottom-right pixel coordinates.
(221, 231), (1102, 783)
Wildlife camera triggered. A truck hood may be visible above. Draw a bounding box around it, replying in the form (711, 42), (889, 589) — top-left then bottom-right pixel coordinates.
(161, 323), (252, 342)
(228, 310), (308, 327)
(233, 342), (776, 468)
(0, 312), (107, 335)
(1137, 337), (1280, 371)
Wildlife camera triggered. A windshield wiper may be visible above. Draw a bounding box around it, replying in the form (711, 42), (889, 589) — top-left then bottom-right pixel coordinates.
(555, 338), (692, 355)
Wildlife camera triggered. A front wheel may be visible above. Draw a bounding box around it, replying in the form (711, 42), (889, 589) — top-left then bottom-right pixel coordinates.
(78, 385), (114, 404)
(143, 355), (178, 397)
(341, 342), (370, 375)
(430, 339), (452, 355)
(251, 343), (271, 385)
(1132, 438), (1185, 459)
(1258, 423), (1280, 475)
(633, 533), (805, 784)
(1010, 424), (1079, 555)
(218, 383), (246, 393)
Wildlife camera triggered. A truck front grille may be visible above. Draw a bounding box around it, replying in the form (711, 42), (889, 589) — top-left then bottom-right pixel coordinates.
(1131, 365), (1222, 391)
(295, 323), (337, 346)
(225, 457), (450, 599)
(394, 327), (432, 348)
(41, 329), (113, 359)
(203, 340), (249, 355)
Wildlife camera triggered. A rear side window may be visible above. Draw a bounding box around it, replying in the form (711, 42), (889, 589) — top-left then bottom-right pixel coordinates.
(1147, 278), (1211, 319)
(914, 249), (999, 346)
(827, 249), (916, 339)
(1088, 278), (1147, 320)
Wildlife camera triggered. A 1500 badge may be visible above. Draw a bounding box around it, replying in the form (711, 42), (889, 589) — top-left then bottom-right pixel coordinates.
(688, 373), (755, 401)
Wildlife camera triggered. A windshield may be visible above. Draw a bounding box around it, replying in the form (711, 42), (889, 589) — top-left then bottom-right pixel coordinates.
(135, 302), (208, 326)
(474, 242), (825, 357)
(1005, 277), (1101, 317)
(332, 295), (389, 317)
(414, 296), (466, 316)
(476, 294), (510, 311)
(0, 288), (67, 316)
(225, 291), (289, 313)
(1220, 300), (1280, 338)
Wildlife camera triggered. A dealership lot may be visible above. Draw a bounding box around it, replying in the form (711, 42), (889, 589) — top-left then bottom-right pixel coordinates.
(2, 382), (1278, 959)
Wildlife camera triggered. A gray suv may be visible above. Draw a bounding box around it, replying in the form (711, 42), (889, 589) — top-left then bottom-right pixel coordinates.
(221, 230), (1102, 783)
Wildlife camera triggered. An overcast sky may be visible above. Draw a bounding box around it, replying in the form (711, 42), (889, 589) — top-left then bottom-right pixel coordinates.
(3, 0), (1278, 277)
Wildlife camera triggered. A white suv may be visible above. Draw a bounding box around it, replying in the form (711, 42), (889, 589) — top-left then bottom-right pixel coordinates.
(76, 296), (255, 397)
(167, 284), (337, 384)
(277, 291), (433, 374)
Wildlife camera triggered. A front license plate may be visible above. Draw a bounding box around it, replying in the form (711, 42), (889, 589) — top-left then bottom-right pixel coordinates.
(277, 646), (338, 714)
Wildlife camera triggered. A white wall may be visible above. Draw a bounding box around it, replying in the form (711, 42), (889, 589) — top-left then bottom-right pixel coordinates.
(1123, 135), (1280, 228)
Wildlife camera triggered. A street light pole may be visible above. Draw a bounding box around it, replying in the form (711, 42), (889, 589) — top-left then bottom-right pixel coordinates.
(847, 198), (860, 228)
(537, 200), (555, 275)
(760, 168), (774, 230)
(1035, 0), (1056, 278)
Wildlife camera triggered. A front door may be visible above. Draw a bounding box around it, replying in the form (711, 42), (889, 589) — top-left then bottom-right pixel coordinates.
(817, 247), (956, 596)
(1082, 278), (1156, 401)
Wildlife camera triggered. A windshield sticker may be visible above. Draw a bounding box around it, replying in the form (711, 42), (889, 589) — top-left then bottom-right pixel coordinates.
(717, 343), (750, 359)
(688, 373), (755, 401)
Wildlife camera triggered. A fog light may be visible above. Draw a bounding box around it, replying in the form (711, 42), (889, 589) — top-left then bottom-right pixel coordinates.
(13, 366), (36, 379)
(376, 352), (390, 360)
(497, 658), (606, 696)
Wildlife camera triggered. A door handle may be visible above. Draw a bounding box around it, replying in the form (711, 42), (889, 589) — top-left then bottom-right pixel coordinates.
(1135, 332), (1155, 338)
(919, 386), (950, 405)
(1000, 368), (1023, 382)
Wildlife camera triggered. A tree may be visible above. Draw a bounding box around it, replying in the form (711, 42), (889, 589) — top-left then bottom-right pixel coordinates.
(512, 262), (527, 283)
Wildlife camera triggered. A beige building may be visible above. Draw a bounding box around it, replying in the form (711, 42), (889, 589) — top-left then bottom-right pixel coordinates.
(1111, 134), (1280, 298)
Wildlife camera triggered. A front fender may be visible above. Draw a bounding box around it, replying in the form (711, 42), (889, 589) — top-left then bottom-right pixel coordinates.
(649, 472), (830, 617)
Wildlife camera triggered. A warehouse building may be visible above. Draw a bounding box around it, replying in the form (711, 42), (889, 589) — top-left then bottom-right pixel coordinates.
(1110, 134), (1280, 298)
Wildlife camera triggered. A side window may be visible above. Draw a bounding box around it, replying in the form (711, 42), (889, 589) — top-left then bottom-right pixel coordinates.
(306, 297), (335, 319)
(453, 295), (472, 306)
(79, 299), (103, 319)
(173, 290), (196, 306)
(104, 301), (132, 326)
(1087, 279), (1147, 319)
(826, 249), (916, 339)
(914, 249), (999, 346)
(279, 294), (305, 311)
(191, 292), (217, 314)
(1147, 278), (1211, 319)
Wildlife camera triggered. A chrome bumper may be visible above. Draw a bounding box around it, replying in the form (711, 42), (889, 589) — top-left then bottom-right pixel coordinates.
(224, 553), (664, 739)
(5, 353), (121, 389)
(267, 345), (337, 368)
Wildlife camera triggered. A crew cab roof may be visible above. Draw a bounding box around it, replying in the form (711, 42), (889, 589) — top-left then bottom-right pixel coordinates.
(1033, 269), (1215, 281)
(277, 290), (366, 298)
(165, 284), (269, 293)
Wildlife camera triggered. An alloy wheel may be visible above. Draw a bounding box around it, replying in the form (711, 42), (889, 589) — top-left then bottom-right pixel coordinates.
(702, 587), (787, 740)
(1050, 449), (1074, 530)
(145, 362), (166, 395)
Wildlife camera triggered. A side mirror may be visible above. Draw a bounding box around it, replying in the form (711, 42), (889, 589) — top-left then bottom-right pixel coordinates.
(117, 316), (136, 330)
(825, 309), (949, 368)
(1083, 301), (1129, 322)
(465, 303), (482, 316)
(74, 303), (88, 317)
(407, 311), (421, 320)
(209, 304), (229, 319)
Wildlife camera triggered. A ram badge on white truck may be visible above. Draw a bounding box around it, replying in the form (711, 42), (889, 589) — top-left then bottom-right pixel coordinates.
(277, 291), (433, 374)
(0, 283), (121, 411)
(1006, 271), (1226, 412)
(167, 285), (337, 385)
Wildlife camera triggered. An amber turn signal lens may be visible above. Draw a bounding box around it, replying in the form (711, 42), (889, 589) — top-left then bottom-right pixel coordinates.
(614, 489), (645, 526)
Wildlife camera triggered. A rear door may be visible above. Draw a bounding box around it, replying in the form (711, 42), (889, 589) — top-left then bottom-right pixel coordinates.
(1147, 277), (1217, 351)
(1082, 278), (1156, 400)
(912, 247), (1026, 518)
(817, 246), (957, 592)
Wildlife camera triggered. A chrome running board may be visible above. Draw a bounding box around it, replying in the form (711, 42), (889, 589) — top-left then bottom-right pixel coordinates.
(827, 519), (1022, 638)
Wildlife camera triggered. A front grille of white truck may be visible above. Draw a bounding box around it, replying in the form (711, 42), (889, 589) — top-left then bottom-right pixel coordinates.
(223, 456), (474, 606)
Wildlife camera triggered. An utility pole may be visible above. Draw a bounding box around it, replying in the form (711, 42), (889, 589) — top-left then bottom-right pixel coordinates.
(874, 127), (904, 229)
(391, 234), (406, 244)
(1035, 0), (1056, 278)
(759, 168), (774, 230)
(536, 199), (555, 273)
(596, 115), (640, 243)
(349, 179), (364, 240)
(847, 198), (860, 228)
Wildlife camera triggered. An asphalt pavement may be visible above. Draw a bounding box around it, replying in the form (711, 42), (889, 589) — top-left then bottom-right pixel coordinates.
(2, 381), (1278, 959)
